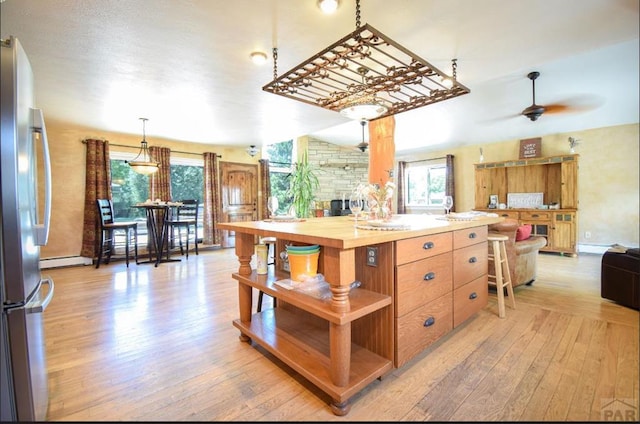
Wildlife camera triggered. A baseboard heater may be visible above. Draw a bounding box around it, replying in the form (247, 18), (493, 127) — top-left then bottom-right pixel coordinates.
(40, 256), (93, 269)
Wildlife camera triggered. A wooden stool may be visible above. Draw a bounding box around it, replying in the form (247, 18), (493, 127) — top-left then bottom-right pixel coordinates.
(257, 237), (277, 312)
(488, 232), (516, 318)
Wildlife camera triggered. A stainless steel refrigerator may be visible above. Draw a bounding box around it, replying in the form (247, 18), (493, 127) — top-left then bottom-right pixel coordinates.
(1, 36), (53, 422)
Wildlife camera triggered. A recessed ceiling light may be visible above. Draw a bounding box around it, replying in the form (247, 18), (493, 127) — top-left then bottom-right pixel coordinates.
(317, 0), (339, 14)
(250, 51), (267, 65)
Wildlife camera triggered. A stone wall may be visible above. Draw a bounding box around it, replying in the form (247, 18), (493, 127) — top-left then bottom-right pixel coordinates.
(307, 138), (369, 209)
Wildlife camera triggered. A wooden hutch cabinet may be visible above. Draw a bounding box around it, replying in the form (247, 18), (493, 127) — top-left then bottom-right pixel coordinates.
(474, 154), (579, 256)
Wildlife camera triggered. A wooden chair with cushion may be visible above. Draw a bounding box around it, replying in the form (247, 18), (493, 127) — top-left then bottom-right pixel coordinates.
(165, 199), (199, 258)
(96, 199), (138, 268)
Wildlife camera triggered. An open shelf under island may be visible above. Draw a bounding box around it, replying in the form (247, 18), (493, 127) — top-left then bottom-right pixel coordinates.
(218, 213), (502, 416)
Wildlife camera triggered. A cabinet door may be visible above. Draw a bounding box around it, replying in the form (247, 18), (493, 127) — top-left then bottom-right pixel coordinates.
(474, 168), (490, 209)
(475, 167), (507, 209)
(561, 160), (578, 208)
(552, 213), (576, 253)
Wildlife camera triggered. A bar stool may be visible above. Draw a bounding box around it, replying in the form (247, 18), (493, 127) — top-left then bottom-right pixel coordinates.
(257, 237), (277, 312)
(487, 232), (516, 318)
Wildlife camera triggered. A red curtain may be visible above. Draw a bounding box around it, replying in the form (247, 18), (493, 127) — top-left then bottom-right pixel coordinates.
(259, 159), (271, 220)
(396, 161), (406, 214)
(148, 146), (171, 201)
(445, 154), (455, 212)
(80, 139), (112, 258)
(203, 152), (221, 246)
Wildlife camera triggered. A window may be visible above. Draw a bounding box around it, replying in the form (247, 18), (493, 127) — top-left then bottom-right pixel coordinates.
(265, 140), (294, 215)
(110, 152), (204, 241)
(404, 160), (447, 209)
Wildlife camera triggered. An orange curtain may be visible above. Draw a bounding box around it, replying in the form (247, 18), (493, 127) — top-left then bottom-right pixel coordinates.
(80, 139), (112, 258)
(148, 146), (171, 201)
(203, 152), (221, 246)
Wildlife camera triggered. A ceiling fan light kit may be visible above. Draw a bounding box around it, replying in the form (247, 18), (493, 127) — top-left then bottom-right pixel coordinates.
(263, 0), (469, 122)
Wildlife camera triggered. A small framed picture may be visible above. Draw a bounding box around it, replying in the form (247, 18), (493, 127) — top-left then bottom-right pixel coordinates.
(519, 137), (542, 159)
(489, 194), (498, 208)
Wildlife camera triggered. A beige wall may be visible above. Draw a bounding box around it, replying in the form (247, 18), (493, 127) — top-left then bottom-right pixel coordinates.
(396, 123), (640, 249)
(41, 120), (639, 260)
(40, 119), (259, 259)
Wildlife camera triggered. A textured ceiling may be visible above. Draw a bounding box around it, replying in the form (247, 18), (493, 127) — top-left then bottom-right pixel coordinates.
(1, 0), (638, 153)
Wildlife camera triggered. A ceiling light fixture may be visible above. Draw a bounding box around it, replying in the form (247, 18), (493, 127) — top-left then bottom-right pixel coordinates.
(250, 51), (268, 65)
(317, 0), (339, 14)
(263, 0), (470, 121)
(246, 145), (259, 157)
(356, 119), (368, 152)
(126, 118), (159, 175)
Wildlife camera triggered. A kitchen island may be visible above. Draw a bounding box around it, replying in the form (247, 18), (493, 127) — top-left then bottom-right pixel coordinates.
(218, 214), (502, 415)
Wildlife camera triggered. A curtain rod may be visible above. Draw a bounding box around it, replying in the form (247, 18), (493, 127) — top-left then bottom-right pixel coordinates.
(404, 155), (447, 163)
(81, 140), (221, 157)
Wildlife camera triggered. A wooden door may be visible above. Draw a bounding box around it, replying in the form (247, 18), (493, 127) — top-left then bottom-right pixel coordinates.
(220, 162), (258, 248)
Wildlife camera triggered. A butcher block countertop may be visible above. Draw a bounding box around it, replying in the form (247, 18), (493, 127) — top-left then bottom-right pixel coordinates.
(218, 213), (503, 248)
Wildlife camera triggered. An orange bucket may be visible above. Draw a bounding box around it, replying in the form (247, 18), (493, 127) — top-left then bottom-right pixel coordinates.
(288, 252), (320, 282)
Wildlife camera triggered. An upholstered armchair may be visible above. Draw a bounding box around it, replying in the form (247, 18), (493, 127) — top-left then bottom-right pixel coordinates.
(488, 218), (547, 287)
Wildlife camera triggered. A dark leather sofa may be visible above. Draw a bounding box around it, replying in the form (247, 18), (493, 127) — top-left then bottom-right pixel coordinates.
(601, 247), (639, 310)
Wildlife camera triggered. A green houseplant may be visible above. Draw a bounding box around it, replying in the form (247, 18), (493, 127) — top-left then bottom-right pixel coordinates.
(287, 150), (319, 218)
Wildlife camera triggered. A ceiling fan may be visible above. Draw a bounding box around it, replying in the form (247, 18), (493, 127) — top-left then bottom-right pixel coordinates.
(522, 71), (562, 121)
(355, 119), (368, 152)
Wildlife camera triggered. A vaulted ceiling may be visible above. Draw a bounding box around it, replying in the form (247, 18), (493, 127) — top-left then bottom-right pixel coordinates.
(1, 0), (638, 153)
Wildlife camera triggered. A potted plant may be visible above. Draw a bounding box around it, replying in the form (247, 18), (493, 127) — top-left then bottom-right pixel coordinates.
(287, 150), (319, 218)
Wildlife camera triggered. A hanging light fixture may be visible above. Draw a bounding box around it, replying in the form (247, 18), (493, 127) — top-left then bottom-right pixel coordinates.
(126, 118), (159, 175)
(263, 0), (469, 121)
(339, 67), (388, 121)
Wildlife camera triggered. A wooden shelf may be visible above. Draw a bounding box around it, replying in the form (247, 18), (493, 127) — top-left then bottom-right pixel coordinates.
(232, 269), (392, 325)
(233, 307), (393, 402)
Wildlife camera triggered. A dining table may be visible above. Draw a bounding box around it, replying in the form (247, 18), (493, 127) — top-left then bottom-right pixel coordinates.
(131, 202), (183, 267)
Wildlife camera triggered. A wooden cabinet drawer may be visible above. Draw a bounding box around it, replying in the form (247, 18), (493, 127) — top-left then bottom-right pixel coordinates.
(396, 252), (452, 317)
(396, 232), (452, 265)
(453, 275), (488, 328)
(453, 225), (487, 249)
(520, 211), (552, 221)
(494, 211), (519, 220)
(453, 243), (488, 289)
(396, 293), (453, 367)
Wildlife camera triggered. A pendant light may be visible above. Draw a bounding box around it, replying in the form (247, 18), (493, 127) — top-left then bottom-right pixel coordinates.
(126, 118), (159, 175)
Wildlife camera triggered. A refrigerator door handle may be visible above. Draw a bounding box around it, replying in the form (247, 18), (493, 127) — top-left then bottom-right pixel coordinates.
(25, 277), (54, 314)
(32, 108), (51, 246)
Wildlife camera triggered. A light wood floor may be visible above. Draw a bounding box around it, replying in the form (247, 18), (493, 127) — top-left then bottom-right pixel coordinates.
(42, 249), (639, 421)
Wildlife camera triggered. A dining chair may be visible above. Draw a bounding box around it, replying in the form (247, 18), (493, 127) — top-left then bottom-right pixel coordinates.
(165, 199), (199, 258)
(95, 199), (138, 268)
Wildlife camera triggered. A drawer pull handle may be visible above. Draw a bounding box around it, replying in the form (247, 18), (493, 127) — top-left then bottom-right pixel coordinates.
(468, 256), (477, 263)
(423, 316), (435, 327)
(468, 232), (477, 239)
(501, 213), (509, 217)
(423, 272), (435, 281)
(469, 292), (478, 300)
(423, 241), (434, 250)
(532, 214), (539, 218)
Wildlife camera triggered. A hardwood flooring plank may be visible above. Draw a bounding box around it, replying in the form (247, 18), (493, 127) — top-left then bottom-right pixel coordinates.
(566, 318), (608, 420)
(40, 250), (638, 421)
(543, 316), (598, 420)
